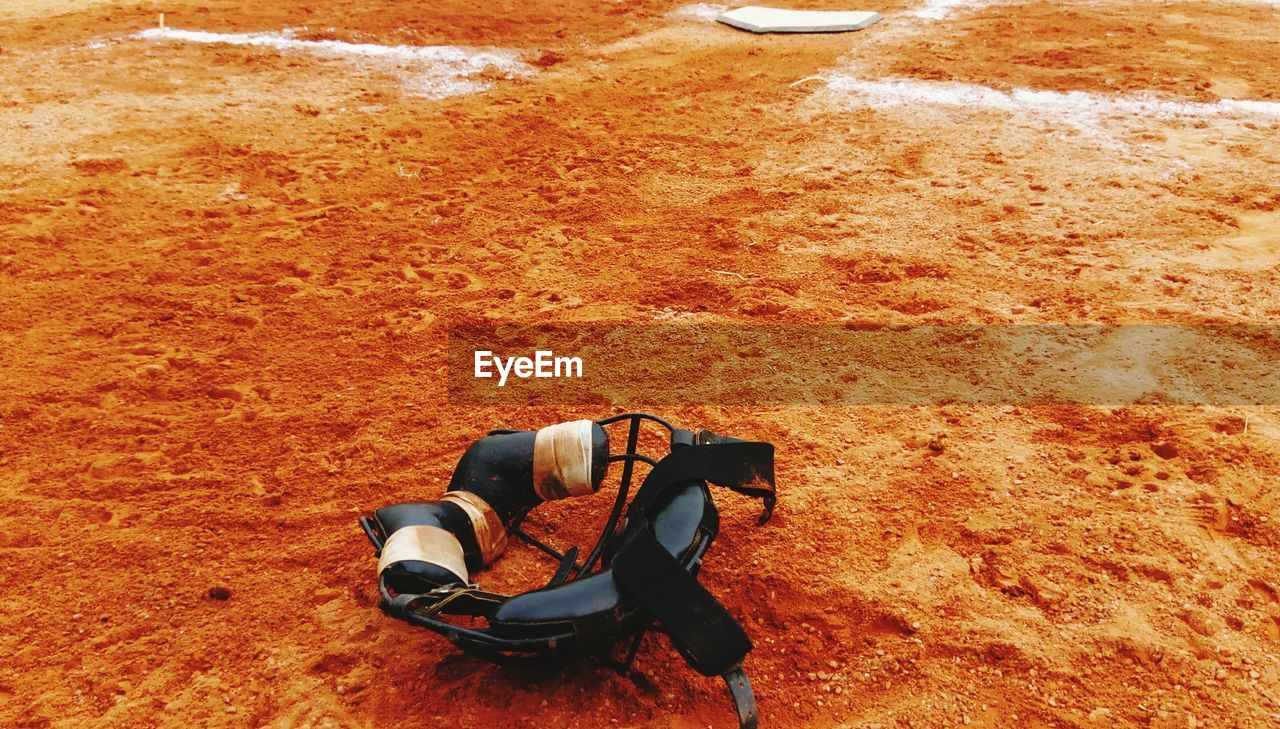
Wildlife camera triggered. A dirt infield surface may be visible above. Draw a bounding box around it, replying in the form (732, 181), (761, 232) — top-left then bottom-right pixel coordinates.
(2, 1), (1279, 727)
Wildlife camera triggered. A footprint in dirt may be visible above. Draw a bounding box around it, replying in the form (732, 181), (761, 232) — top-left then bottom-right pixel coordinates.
(74, 503), (114, 525)
(70, 157), (127, 175)
(1247, 578), (1278, 604)
(400, 266), (482, 293)
(1183, 491), (1230, 532)
(0, 530), (42, 548)
(87, 452), (163, 480)
(1188, 210), (1280, 271)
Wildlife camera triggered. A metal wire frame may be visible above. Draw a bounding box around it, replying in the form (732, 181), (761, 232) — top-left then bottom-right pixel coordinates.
(505, 413), (675, 579)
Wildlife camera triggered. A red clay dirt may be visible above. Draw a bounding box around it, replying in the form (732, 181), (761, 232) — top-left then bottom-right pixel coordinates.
(2, 1), (1279, 727)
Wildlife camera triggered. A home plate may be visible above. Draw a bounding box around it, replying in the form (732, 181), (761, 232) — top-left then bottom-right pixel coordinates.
(716, 6), (883, 33)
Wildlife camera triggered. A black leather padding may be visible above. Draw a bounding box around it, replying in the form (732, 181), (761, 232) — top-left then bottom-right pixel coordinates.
(370, 501), (477, 594)
(371, 500), (484, 568)
(382, 560), (467, 596)
(489, 483), (717, 637)
(447, 423), (611, 523)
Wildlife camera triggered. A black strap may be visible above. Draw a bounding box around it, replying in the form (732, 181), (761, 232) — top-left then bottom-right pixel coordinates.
(612, 523), (752, 677)
(723, 667), (759, 729)
(611, 440), (774, 728)
(626, 441), (776, 524)
(614, 441), (775, 675)
(379, 576), (506, 620)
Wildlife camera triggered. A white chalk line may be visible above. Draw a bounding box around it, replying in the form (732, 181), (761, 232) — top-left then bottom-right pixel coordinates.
(908, 0), (1008, 20)
(909, 0), (1280, 21)
(822, 76), (1280, 128)
(133, 28), (533, 99)
(668, 3), (731, 22)
(672, 0), (1280, 27)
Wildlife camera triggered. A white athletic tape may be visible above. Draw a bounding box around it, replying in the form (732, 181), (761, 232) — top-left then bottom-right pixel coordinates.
(440, 491), (508, 566)
(532, 419), (596, 501)
(377, 525), (469, 585)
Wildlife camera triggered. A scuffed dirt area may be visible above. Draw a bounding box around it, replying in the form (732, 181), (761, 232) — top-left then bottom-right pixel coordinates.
(1, 1), (1278, 727)
(868, 1), (1280, 99)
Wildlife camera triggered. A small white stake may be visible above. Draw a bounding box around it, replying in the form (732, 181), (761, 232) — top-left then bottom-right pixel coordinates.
(159, 13), (166, 29)
(789, 75), (826, 89)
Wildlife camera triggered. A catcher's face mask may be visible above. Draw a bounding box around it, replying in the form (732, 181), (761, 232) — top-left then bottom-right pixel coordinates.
(359, 413), (776, 729)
